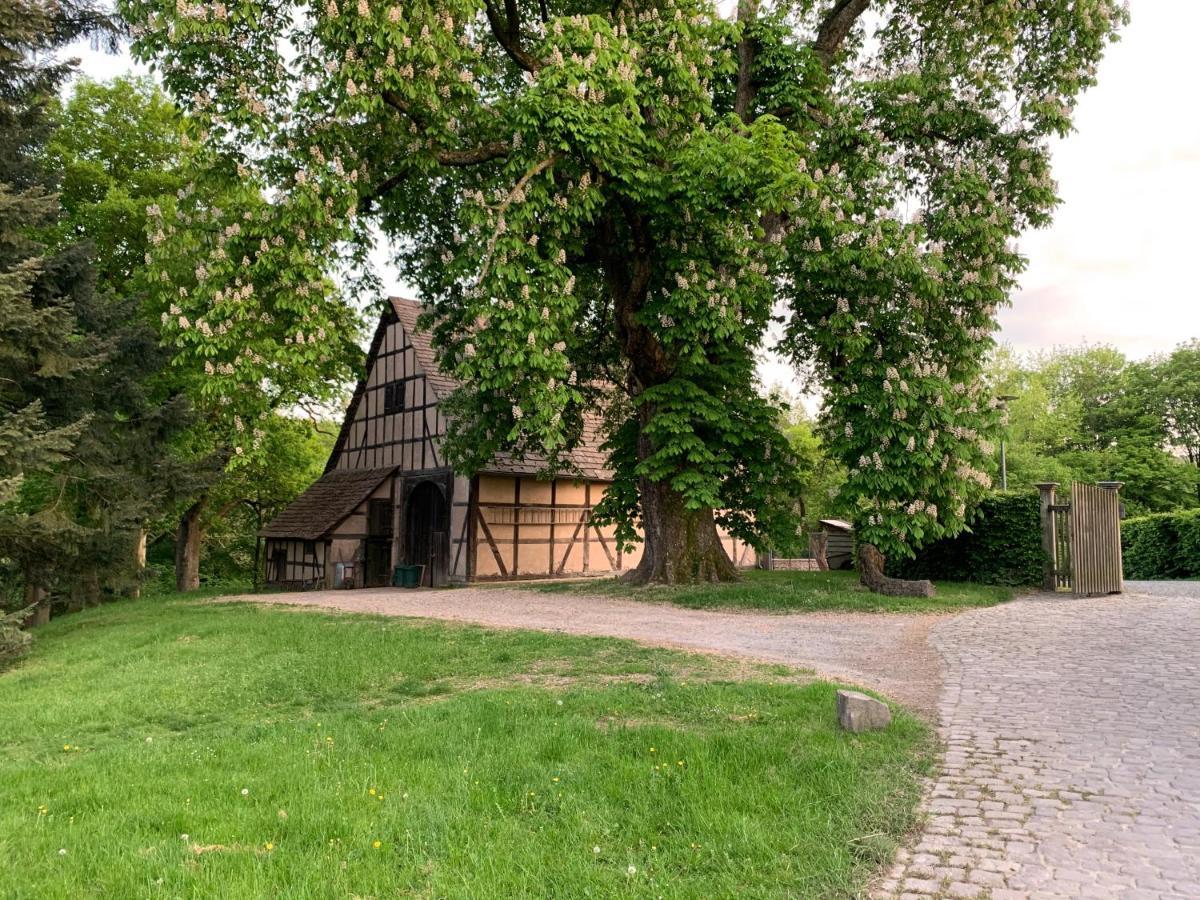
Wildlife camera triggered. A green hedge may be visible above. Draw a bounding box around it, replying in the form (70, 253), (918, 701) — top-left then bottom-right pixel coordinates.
(888, 492), (1044, 586)
(1121, 509), (1200, 580)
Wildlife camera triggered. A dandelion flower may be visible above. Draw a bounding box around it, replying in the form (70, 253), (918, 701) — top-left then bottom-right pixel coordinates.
(264, 842), (274, 851)
(241, 788), (249, 796)
(58, 848), (67, 856)
(593, 846), (601, 854)
(180, 834), (189, 841)
(627, 865), (636, 876)
(372, 840), (382, 849)
(368, 788), (376, 796)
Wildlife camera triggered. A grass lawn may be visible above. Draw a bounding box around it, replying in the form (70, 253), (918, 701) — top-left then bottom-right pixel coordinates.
(0, 597), (932, 898)
(532, 569), (1014, 613)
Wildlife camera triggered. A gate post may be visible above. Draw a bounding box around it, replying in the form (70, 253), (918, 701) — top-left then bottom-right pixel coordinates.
(1036, 483), (1059, 591)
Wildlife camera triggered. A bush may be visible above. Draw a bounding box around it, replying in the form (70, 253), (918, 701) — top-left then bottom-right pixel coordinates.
(888, 492), (1044, 586)
(0, 606), (33, 670)
(1121, 509), (1200, 580)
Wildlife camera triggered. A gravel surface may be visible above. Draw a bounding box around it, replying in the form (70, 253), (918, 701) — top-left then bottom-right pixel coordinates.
(225, 585), (945, 716)
(1123, 580), (1200, 599)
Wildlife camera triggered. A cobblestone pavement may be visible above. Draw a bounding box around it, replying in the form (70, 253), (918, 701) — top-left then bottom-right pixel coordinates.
(877, 587), (1200, 899)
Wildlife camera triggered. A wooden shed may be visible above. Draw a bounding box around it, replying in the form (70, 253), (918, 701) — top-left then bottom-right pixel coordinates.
(820, 519), (855, 570)
(260, 298), (757, 588)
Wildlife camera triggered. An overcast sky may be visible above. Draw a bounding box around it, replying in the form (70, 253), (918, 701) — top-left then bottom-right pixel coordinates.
(73, 1), (1197, 368)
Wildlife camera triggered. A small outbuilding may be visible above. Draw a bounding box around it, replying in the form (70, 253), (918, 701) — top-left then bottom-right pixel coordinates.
(819, 519), (855, 570)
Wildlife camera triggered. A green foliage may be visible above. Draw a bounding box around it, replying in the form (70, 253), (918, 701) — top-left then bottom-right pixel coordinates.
(1150, 340), (1200, 475)
(0, 599), (933, 897)
(0, 607), (33, 669)
(780, 408), (847, 530)
(201, 416), (335, 581)
(888, 492), (1044, 587)
(120, 0), (1127, 568)
(1121, 510), (1200, 581)
(988, 344), (1200, 516)
(0, 1), (111, 595)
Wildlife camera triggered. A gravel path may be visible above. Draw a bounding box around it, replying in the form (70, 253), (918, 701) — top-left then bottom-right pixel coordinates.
(226, 585), (944, 716)
(879, 587), (1200, 899)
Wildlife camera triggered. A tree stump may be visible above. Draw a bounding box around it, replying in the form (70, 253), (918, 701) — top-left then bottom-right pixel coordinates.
(858, 544), (935, 597)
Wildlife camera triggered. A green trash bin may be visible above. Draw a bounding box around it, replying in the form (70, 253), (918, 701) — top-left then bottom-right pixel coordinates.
(393, 565), (423, 588)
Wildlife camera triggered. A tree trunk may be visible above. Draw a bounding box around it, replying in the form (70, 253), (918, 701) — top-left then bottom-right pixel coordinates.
(623, 407), (738, 585)
(80, 567), (101, 607)
(22, 581), (49, 627)
(858, 543), (935, 598)
(809, 531), (829, 571)
(130, 528), (147, 598)
(624, 478), (738, 585)
(175, 497), (205, 592)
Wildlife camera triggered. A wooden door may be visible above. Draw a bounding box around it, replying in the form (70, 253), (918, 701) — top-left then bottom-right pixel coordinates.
(1069, 482), (1123, 597)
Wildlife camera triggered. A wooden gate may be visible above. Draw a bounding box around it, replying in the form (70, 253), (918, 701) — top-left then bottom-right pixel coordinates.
(1037, 482), (1124, 597)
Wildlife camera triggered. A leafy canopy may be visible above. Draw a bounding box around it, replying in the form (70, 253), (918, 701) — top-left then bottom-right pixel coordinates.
(121, 0), (1127, 559)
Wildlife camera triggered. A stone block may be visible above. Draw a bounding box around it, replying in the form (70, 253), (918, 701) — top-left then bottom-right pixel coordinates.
(837, 689), (892, 732)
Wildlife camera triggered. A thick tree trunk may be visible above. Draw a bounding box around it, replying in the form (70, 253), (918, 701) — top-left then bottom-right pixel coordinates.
(175, 497), (205, 593)
(22, 582), (49, 627)
(809, 531), (829, 571)
(623, 406), (737, 585)
(625, 478), (738, 585)
(858, 543), (935, 598)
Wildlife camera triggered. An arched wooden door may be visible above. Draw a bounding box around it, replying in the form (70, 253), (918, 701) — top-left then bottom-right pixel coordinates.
(405, 480), (449, 587)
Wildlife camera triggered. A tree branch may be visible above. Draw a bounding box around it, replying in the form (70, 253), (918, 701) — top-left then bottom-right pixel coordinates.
(484, 0), (543, 73)
(362, 91), (512, 208)
(813, 0), (870, 69)
(734, 0), (760, 123)
(477, 153), (561, 283)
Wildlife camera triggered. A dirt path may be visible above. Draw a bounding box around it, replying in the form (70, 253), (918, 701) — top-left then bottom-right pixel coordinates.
(222, 585), (944, 716)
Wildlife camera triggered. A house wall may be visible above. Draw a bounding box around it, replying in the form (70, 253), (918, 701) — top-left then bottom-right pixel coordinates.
(332, 315), (445, 473)
(470, 473), (756, 580)
(302, 305), (756, 585)
(263, 538), (325, 586)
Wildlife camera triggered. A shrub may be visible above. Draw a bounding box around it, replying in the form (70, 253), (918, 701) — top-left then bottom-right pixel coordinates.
(888, 492), (1044, 586)
(1121, 509), (1200, 580)
(0, 606), (33, 670)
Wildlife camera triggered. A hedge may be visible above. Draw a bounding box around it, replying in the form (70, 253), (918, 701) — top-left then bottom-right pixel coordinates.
(1121, 509), (1200, 580)
(888, 492), (1044, 586)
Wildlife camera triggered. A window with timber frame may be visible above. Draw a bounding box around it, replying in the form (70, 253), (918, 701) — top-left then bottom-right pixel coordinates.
(383, 381), (405, 415)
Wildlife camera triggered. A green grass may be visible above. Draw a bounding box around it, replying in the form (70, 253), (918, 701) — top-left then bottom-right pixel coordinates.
(532, 569), (1014, 613)
(0, 597), (933, 899)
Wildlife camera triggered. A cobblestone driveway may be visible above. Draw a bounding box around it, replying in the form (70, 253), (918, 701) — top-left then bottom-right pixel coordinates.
(879, 585), (1200, 899)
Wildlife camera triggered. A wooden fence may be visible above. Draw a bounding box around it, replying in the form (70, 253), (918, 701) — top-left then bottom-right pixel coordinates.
(1037, 482), (1124, 597)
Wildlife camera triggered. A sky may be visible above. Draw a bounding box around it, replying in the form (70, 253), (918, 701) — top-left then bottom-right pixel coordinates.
(72, 1), (1199, 371)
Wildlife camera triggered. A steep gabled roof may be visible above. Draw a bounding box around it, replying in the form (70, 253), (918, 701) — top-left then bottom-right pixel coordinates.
(326, 296), (613, 480)
(260, 466), (396, 540)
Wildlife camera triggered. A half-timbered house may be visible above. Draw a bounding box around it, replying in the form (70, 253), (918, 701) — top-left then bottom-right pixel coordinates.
(260, 298), (757, 588)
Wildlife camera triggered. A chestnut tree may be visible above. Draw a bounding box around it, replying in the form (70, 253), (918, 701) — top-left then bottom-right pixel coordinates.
(121, 0), (1126, 585)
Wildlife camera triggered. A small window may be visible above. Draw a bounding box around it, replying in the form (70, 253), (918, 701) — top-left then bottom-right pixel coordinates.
(383, 381), (405, 415)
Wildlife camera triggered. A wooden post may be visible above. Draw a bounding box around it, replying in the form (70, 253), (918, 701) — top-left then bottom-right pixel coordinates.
(1036, 483), (1058, 592)
(1098, 482), (1125, 595)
